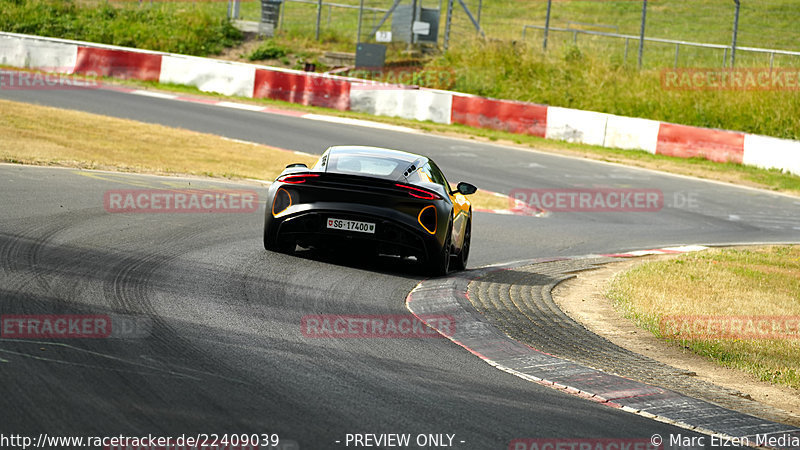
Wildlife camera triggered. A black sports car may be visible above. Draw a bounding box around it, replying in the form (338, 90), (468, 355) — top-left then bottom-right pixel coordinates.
(263, 146), (477, 275)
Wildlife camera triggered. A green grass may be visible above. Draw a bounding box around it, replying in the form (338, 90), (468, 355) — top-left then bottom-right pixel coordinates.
(427, 40), (800, 140)
(471, 0), (800, 59)
(607, 246), (800, 389)
(0, 0), (242, 56)
(247, 40), (289, 61)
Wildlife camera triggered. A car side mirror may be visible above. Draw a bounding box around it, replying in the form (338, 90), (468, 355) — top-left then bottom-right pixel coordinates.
(285, 163), (308, 169)
(455, 182), (477, 195)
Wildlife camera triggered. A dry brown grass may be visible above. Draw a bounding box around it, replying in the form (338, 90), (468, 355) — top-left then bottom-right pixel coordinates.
(608, 245), (800, 389)
(0, 99), (508, 210)
(0, 99), (317, 180)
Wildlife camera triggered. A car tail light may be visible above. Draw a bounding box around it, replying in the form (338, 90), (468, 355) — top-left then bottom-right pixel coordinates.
(418, 205), (437, 234)
(278, 173), (320, 184)
(272, 187), (292, 216)
(395, 183), (442, 200)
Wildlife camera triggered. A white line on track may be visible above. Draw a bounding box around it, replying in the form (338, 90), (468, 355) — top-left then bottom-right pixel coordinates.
(130, 90), (178, 99)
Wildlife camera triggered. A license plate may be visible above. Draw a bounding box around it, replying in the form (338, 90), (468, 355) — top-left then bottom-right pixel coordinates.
(327, 218), (376, 234)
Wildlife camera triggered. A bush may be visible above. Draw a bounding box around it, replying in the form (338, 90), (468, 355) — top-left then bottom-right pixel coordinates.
(247, 40), (288, 61)
(0, 0), (242, 56)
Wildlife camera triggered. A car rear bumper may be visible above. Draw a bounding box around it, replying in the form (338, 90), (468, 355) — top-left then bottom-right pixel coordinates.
(267, 203), (444, 260)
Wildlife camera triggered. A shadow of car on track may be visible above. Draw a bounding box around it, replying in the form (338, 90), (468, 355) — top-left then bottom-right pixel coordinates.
(275, 245), (433, 279)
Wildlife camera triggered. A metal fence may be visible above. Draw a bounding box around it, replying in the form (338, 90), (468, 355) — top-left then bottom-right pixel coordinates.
(231, 0), (393, 43)
(521, 25), (800, 70)
(228, 0), (800, 69)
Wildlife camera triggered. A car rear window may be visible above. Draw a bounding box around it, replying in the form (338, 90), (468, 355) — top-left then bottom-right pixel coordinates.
(329, 155), (404, 177)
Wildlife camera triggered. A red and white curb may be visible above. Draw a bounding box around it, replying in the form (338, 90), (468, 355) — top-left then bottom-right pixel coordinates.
(405, 247), (800, 449)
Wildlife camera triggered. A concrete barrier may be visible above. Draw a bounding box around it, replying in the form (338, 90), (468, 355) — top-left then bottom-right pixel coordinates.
(74, 47), (162, 81)
(545, 107), (609, 147)
(451, 94), (547, 137)
(743, 134), (800, 176)
(656, 123), (744, 163)
(159, 55), (256, 98)
(604, 115), (660, 154)
(350, 85), (452, 124)
(0, 34), (77, 72)
(253, 68), (350, 110)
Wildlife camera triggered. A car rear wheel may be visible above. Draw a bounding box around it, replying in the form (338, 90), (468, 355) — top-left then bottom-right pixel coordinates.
(428, 223), (452, 277)
(451, 217), (471, 271)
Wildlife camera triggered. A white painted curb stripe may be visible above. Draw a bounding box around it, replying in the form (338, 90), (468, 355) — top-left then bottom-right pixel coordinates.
(216, 101), (267, 112)
(159, 55), (256, 98)
(131, 90), (177, 99)
(743, 134), (800, 176)
(300, 113), (418, 133)
(604, 115), (660, 154)
(545, 106), (610, 147)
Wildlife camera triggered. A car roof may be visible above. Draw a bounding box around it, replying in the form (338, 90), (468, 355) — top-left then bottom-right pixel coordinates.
(326, 146), (426, 163)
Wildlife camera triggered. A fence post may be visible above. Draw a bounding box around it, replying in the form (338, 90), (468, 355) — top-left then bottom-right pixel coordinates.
(674, 43), (679, 68)
(278, 0), (284, 31)
(543, 0), (552, 51)
(730, 0), (741, 67)
(638, 0), (647, 69)
(315, 0), (322, 40)
(444, 0), (453, 50)
(411, 0), (418, 45)
(624, 38), (629, 64)
(357, 0), (364, 43)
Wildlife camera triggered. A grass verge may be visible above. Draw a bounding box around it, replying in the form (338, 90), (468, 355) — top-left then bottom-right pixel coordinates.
(0, 98), (506, 210)
(0, 98), (315, 179)
(607, 246), (800, 389)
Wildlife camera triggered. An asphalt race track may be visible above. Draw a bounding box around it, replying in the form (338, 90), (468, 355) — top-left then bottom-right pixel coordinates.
(1, 82), (799, 448)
